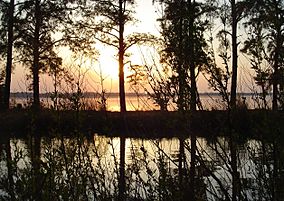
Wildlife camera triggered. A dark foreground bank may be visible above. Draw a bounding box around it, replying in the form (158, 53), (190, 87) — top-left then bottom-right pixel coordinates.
(0, 109), (283, 140)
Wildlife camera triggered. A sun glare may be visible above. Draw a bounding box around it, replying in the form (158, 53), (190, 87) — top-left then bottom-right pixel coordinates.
(97, 49), (119, 81)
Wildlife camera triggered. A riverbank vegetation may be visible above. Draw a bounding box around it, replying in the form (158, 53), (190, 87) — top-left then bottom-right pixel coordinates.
(0, 109), (283, 140)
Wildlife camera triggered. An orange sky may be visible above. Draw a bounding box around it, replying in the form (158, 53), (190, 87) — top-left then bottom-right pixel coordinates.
(10, 0), (254, 94)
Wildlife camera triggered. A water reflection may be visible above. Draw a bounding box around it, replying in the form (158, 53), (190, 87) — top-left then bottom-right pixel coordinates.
(0, 134), (283, 200)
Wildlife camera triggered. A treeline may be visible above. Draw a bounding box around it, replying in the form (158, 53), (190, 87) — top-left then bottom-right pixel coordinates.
(0, 0), (283, 112)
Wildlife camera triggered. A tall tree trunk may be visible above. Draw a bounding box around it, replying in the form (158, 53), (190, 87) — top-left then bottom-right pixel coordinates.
(33, 0), (41, 109)
(177, 2), (186, 199)
(230, 1), (239, 201)
(189, 67), (197, 201)
(188, 1), (197, 200)
(230, 0), (238, 109)
(119, 0), (126, 113)
(272, 3), (281, 198)
(189, 0), (197, 113)
(177, 2), (185, 111)
(118, 1), (126, 201)
(3, 0), (15, 110)
(31, 1), (42, 199)
(272, 13), (281, 111)
(189, 64), (197, 201)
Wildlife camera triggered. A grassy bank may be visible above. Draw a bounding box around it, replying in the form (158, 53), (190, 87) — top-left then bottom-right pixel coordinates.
(0, 109), (283, 140)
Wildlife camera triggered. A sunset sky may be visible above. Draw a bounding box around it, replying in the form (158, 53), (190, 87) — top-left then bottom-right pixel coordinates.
(10, 0), (160, 93)
(10, 0), (253, 94)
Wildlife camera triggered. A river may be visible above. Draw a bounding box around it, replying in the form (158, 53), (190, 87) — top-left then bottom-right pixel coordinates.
(0, 133), (283, 200)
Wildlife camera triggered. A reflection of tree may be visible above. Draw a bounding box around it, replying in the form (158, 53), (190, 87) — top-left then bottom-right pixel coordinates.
(1, 134), (284, 200)
(195, 137), (234, 200)
(4, 138), (15, 200)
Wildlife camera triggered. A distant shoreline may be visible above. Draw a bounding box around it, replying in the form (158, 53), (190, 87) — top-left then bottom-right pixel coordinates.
(9, 92), (261, 98)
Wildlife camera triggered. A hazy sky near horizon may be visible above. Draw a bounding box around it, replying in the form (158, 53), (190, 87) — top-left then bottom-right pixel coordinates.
(9, 0), (254, 94)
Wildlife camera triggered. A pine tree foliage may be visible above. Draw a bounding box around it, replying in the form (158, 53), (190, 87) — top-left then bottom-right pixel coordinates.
(12, 0), (76, 107)
(155, 0), (212, 111)
(242, 0), (284, 110)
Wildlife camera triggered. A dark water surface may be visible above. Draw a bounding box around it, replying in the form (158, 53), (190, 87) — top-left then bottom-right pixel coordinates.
(1, 132), (283, 200)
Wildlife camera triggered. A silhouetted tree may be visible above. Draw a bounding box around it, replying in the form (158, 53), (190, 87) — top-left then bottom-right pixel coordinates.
(77, 1), (155, 199)
(95, 1), (132, 199)
(203, 1), (248, 200)
(230, 2), (239, 200)
(241, 10), (270, 109)
(155, 0), (213, 200)
(204, 3), (231, 106)
(230, 0), (237, 109)
(242, 2), (284, 200)
(156, 0), (209, 111)
(0, 0), (14, 110)
(14, 0), (73, 109)
(221, 1), (247, 200)
(243, 0), (284, 111)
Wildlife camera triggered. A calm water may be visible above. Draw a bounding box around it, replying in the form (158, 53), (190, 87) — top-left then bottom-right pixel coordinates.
(1, 133), (283, 200)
